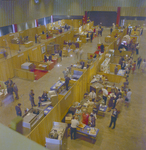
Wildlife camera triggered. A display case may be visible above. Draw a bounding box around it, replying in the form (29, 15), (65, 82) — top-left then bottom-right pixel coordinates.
(22, 107), (44, 130)
(47, 44), (54, 54)
(45, 122), (67, 150)
(100, 58), (110, 73)
(108, 49), (115, 63)
(21, 62), (35, 71)
(54, 44), (60, 53)
(50, 80), (65, 93)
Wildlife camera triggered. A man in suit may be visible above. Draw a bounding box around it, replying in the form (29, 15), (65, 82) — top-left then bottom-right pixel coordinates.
(100, 43), (104, 53)
(13, 83), (19, 100)
(121, 61), (126, 70)
(109, 108), (118, 129)
(65, 75), (70, 91)
(29, 89), (37, 107)
(15, 103), (22, 116)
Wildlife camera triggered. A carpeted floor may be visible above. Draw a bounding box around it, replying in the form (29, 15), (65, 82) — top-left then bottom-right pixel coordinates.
(32, 69), (48, 80)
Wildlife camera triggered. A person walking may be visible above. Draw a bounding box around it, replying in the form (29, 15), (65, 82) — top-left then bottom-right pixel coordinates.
(110, 27), (113, 34)
(141, 59), (146, 72)
(115, 95), (124, 113)
(29, 89), (36, 107)
(100, 43), (104, 53)
(102, 87), (108, 105)
(137, 56), (142, 69)
(132, 61), (136, 73)
(13, 83), (19, 100)
(15, 103), (22, 116)
(125, 89), (132, 107)
(109, 108), (118, 129)
(71, 115), (79, 140)
(114, 65), (118, 75)
(113, 89), (121, 109)
(90, 32), (93, 43)
(7, 84), (14, 102)
(65, 75), (70, 91)
(136, 43), (140, 55)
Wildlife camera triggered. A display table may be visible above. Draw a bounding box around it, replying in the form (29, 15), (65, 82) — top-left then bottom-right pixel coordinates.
(22, 107), (44, 130)
(77, 125), (99, 143)
(105, 36), (114, 43)
(21, 62), (35, 71)
(40, 34), (46, 39)
(44, 106), (53, 116)
(73, 64), (82, 69)
(97, 104), (107, 117)
(45, 122), (67, 150)
(24, 41), (33, 48)
(52, 58), (58, 65)
(50, 80), (65, 93)
(117, 69), (125, 76)
(76, 40), (82, 47)
(0, 53), (4, 59)
(38, 64), (48, 71)
(90, 82), (103, 95)
(47, 61), (54, 70)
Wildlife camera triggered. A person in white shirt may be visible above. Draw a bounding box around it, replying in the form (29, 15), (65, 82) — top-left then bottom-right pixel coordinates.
(88, 90), (97, 101)
(125, 89), (132, 107)
(102, 87), (108, 105)
(71, 116), (79, 140)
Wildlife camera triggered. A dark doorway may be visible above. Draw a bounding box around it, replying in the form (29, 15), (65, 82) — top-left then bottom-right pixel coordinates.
(87, 11), (117, 27)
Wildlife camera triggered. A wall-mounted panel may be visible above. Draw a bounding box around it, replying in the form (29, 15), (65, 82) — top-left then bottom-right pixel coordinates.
(0, 0), (53, 27)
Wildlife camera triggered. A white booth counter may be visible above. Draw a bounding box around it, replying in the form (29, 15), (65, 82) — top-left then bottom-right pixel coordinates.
(100, 58), (110, 73)
(46, 122), (67, 150)
(23, 107), (44, 130)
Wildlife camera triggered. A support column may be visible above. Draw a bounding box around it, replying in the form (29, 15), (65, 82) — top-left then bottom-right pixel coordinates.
(116, 7), (121, 26)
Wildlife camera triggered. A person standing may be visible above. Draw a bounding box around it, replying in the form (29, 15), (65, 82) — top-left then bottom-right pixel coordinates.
(82, 110), (89, 125)
(121, 61), (126, 70)
(110, 27), (113, 34)
(90, 32), (93, 43)
(35, 34), (37, 43)
(71, 116), (79, 140)
(114, 65), (118, 75)
(100, 43), (104, 53)
(132, 61), (136, 73)
(109, 108), (118, 129)
(113, 89), (121, 109)
(29, 89), (36, 107)
(7, 84), (14, 102)
(65, 75), (70, 91)
(115, 95), (124, 113)
(13, 83), (19, 100)
(136, 43), (140, 55)
(75, 106), (82, 122)
(15, 103), (22, 116)
(107, 93), (116, 112)
(125, 89), (132, 107)
(137, 56), (142, 69)
(63, 68), (69, 78)
(89, 113), (96, 127)
(88, 90), (97, 102)
(141, 59), (146, 72)
(44, 54), (47, 62)
(102, 87), (108, 105)
(5, 78), (13, 88)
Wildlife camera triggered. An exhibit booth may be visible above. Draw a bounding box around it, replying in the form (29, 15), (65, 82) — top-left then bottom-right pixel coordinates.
(25, 28), (127, 146)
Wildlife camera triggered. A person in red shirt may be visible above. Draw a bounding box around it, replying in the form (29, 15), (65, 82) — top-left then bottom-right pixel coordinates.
(82, 109), (89, 125)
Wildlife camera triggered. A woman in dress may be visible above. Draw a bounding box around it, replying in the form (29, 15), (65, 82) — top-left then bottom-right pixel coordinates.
(141, 59), (146, 72)
(115, 95), (124, 113)
(132, 61), (136, 73)
(107, 93), (116, 112)
(75, 106), (82, 122)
